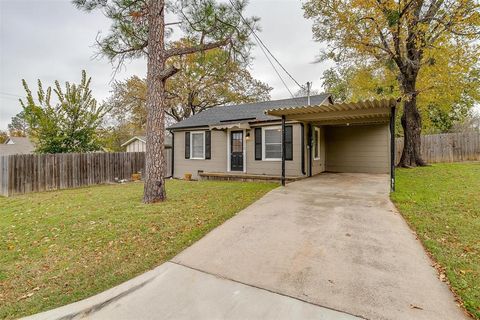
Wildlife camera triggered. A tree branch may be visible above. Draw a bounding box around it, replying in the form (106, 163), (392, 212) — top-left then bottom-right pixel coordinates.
(165, 38), (230, 59)
(159, 66), (180, 81)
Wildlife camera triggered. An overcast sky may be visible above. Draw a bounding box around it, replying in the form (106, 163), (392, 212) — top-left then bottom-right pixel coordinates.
(0, 0), (331, 131)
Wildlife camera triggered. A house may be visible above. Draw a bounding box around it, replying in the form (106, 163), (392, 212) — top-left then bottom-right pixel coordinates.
(167, 94), (398, 189)
(0, 137), (35, 156)
(121, 135), (172, 152)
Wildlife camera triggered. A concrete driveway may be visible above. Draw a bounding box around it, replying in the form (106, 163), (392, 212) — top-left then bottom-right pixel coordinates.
(26, 173), (467, 320)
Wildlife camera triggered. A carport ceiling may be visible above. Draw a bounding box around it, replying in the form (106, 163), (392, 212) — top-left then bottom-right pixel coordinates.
(265, 98), (398, 125)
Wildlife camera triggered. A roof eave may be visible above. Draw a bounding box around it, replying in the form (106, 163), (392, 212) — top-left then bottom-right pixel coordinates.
(121, 136), (146, 147)
(264, 98), (400, 124)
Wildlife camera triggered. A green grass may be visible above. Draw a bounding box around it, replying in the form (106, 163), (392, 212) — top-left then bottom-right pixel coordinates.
(391, 162), (480, 318)
(0, 180), (277, 319)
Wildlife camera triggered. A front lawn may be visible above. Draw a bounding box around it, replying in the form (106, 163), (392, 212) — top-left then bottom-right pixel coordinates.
(0, 179), (277, 319)
(391, 162), (480, 319)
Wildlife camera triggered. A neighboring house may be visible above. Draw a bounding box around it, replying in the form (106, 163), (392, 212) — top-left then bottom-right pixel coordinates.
(0, 137), (35, 156)
(121, 135), (172, 152)
(167, 94), (398, 189)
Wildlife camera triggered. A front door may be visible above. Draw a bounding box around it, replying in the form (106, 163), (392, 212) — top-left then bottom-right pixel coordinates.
(230, 131), (244, 171)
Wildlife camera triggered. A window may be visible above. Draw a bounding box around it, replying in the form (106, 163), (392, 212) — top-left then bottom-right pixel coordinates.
(191, 132), (205, 159)
(314, 127), (321, 160)
(263, 126), (282, 160)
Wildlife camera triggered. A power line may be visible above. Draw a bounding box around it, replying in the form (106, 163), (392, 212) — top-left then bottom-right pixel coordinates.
(256, 37), (294, 97)
(227, 0), (305, 93)
(226, 0), (293, 97)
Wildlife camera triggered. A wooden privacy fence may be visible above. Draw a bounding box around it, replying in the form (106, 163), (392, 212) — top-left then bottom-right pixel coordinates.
(0, 151), (172, 197)
(395, 131), (480, 163)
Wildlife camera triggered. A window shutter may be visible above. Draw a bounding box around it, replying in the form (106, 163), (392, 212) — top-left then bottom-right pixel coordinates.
(255, 128), (262, 160)
(285, 125), (293, 161)
(185, 132), (190, 159)
(205, 131), (211, 159)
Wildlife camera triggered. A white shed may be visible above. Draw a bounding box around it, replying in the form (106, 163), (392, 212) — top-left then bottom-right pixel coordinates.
(122, 136), (172, 153)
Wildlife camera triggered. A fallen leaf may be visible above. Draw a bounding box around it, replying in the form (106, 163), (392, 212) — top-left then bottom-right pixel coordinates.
(18, 292), (34, 301)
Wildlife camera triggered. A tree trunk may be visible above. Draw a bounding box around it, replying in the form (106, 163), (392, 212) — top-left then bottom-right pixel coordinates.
(398, 89), (427, 167)
(144, 0), (167, 203)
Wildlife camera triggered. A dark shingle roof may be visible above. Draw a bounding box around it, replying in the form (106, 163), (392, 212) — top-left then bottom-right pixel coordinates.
(167, 94), (332, 130)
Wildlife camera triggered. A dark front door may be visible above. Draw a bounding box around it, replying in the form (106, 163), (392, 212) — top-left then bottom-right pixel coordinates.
(230, 131), (244, 171)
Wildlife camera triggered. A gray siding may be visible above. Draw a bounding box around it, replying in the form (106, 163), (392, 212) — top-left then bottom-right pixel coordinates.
(173, 122), (390, 179)
(174, 130), (228, 179)
(311, 126), (326, 175)
(246, 123), (303, 177)
(173, 123), (304, 179)
(325, 124), (390, 174)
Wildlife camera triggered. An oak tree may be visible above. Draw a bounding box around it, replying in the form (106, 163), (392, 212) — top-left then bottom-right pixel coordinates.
(165, 39), (271, 122)
(304, 0), (479, 166)
(104, 41), (271, 130)
(321, 43), (480, 134)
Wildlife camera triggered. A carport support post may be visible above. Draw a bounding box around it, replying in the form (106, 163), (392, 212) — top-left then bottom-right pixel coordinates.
(390, 105), (396, 192)
(281, 115), (286, 186)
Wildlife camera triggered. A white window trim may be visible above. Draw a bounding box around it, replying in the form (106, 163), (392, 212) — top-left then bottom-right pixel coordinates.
(314, 127), (321, 160)
(262, 126), (282, 161)
(190, 131), (205, 160)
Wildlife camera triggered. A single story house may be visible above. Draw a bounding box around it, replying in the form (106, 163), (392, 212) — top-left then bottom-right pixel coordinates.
(0, 137), (35, 156)
(167, 94), (398, 189)
(122, 135), (172, 152)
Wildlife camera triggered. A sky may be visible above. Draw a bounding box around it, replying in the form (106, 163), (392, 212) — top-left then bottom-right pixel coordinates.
(0, 0), (331, 131)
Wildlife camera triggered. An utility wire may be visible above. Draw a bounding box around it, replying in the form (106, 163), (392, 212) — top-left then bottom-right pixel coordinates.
(226, 0), (293, 97)
(255, 34), (294, 97)
(227, 0), (305, 92)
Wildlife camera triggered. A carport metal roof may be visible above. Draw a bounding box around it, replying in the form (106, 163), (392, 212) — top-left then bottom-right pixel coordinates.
(264, 98), (398, 125)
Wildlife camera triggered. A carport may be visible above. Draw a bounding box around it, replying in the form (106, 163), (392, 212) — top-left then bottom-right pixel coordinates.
(265, 98), (399, 190)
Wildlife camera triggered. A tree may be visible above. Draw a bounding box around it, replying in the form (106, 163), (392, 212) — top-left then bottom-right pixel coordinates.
(20, 70), (108, 153)
(320, 44), (480, 134)
(97, 123), (141, 152)
(165, 39), (271, 122)
(304, 0), (479, 167)
(104, 43), (271, 128)
(8, 111), (29, 137)
(294, 86), (320, 98)
(0, 131), (8, 144)
(105, 76), (148, 133)
(74, 0), (258, 203)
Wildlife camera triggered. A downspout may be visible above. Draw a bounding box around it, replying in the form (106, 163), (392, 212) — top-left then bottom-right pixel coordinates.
(389, 105), (396, 191)
(308, 124), (313, 177)
(300, 124), (306, 175)
(281, 115), (286, 186)
(169, 130), (174, 178)
(306, 82), (312, 177)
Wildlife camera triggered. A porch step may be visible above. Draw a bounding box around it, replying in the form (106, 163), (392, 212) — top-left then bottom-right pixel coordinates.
(198, 172), (305, 183)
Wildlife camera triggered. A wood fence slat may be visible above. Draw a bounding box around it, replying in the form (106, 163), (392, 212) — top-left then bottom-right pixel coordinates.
(1, 151), (159, 196)
(395, 132), (480, 164)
